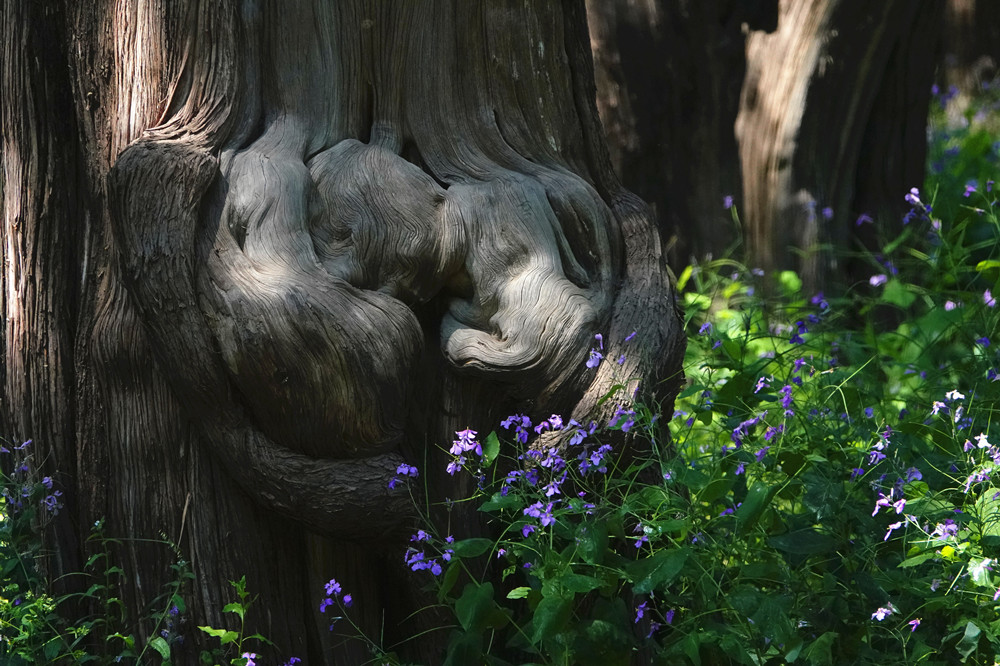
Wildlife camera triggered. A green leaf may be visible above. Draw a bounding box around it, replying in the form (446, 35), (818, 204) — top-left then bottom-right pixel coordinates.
(768, 529), (837, 555)
(575, 521), (609, 566)
(479, 493), (523, 513)
(628, 547), (689, 594)
(455, 582), (494, 632)
(899, 551), (937, 568)
(149, 636), (171, 659)
(452, 538), (493, 558)
(697, 477), (733, 504)
(483, 431), (501, 466)
(222, 602), (245, 621)
(976, 259), (1000, 272)
(506, 586), (532, 600)
(880, 279), (916, 308)
(801, 632), (838, 666)
(736, 481), (779, 534)
(531, 594), (573, 644)
(560, 573), (602, 594)
(198, 626), (239, 645)
(438, 560), (461, 602)
(956, 620), (982, 659)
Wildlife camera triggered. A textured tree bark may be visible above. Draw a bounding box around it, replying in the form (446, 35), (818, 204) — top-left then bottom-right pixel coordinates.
(586, 0), (777, 267)
(2, 1), (684, 663)
(736, 0), (943, 288)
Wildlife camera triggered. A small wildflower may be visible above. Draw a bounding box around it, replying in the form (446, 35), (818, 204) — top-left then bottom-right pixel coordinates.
(699, 321), (712, 335)
(242, 654), (257, 666)
(986, 289), (997, 307)
(870, 274), (888, 287)
(723, 195), (734, 210)
(978, 336), (991, 348)
(871, 606), (893, 621)
(945, 300), (959, 311)
(884, 521), (903, 541)
(908, 618), (921, 632)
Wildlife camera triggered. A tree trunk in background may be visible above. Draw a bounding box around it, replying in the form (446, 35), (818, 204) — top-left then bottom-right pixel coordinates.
(2, 1), (684, 664)
(939, 0), (1000, 97)
(586, 0), (777, 268)
(736, 0), (944, 289)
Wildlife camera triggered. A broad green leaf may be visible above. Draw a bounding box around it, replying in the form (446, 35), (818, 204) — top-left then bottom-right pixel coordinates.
(438, 560), (461, 602)
(801, 631), (838, 666)
(455, 582), (494, 632)
(736, 481), (779, 534)
(479, 492), (523, 513)
(483, 431), (501, 466)
(222, 602), (245, 621)
(956, 620), (982, 659)
(452, 538), (493, 558)
(899, 551), (937, 568)
(198, 626), (239, 645)
(560, 573), (603, 594)
(531, 594), (573, 644)
(628, 547), (689, 594)
(148, 636), (171, 659)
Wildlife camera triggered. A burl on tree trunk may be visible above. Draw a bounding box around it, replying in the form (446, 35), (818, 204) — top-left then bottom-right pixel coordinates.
(4, 1), (684, 663)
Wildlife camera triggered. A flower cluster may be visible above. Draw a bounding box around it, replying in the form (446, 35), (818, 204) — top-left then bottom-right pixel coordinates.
(319, 577), (353, 615)
(403, 530), (454, 577)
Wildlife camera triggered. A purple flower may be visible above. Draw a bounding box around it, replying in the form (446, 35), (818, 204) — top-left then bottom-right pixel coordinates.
(735, 461), (746, 475)
(586, 349), (603, 368)
(945, 300), (959, 311)
(635, 601), (648, 623)
(698, 321), (712, 335)
(871, 606), (893, 621)
(964, 183), (977, 198)
(319, 597), (334, 613)
(884, 521), (903, 541)
(908, 619), (921, 632)
(755, 446), (771, 461)
(870, 274), (888, 287)
(856, 213), (874, 226)
(521, 524), (536, 538)
(446, 457), (465, 475)
(342, 594), (353, 607)
(821, 207), (834, 220)
(664, 609), (675, 625)
(986, 289), (997, 307)
(850, 467), (865, 480)
(450, 429), (480, 456)
(283, 659), (303, 666)
(978, 336), (991, 348)
(723, 195), (734, 210)
(242, 653), (257, 666)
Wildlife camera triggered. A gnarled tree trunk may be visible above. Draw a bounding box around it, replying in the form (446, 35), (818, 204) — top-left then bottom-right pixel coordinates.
(2, 1), (684, 663)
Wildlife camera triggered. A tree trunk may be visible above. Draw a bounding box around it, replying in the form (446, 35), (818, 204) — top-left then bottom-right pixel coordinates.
(736, 0), (943, 288)
(2, 1), (684, 663)
(586, 0), (777, 267)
